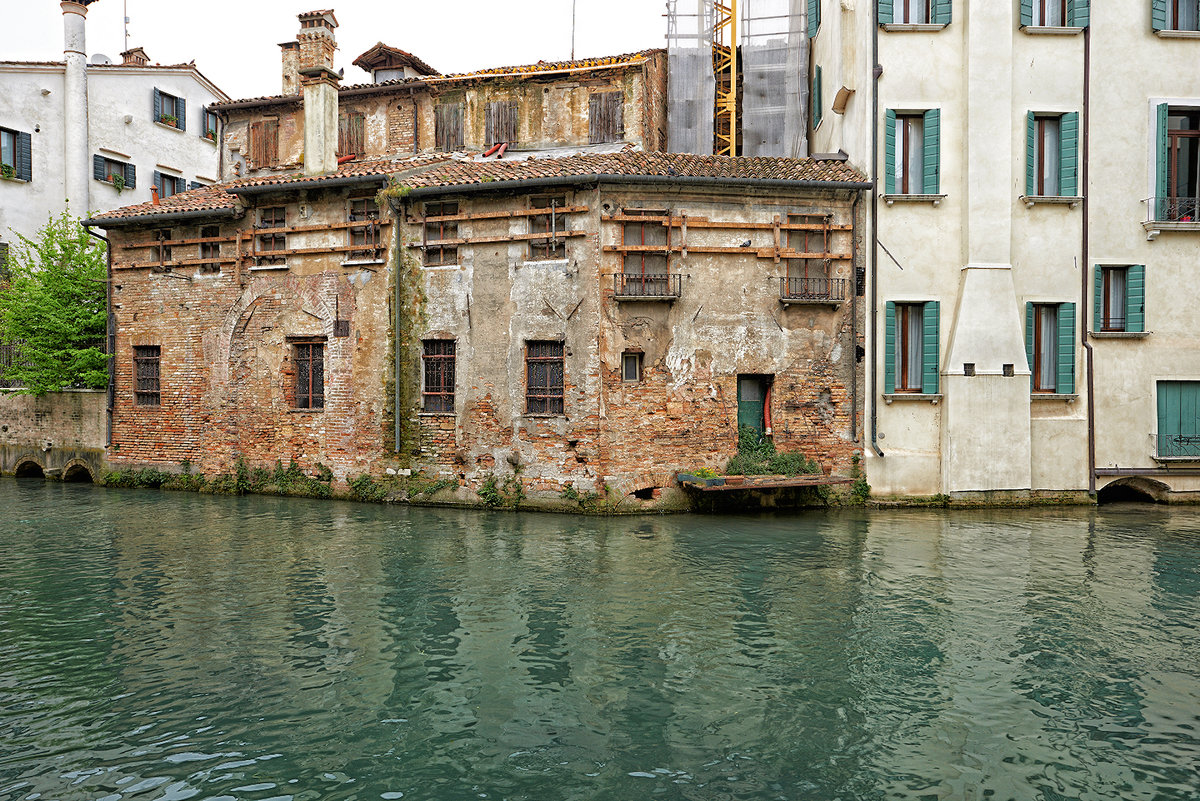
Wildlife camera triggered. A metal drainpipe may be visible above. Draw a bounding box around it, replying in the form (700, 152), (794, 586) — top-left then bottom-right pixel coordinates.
(85, 226), (114, 448)
(1082, 23), (1096, 494)
(869, 8), (884, 457)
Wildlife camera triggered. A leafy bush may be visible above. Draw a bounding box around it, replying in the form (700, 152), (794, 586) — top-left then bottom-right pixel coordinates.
(349, 474), (390, 503)
(725, 426), (820, 477)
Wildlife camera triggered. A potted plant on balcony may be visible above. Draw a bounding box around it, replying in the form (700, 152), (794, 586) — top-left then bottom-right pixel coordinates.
(0, 164), (13, 180)
(205, 128), (217, 142)
(160, 113), (178, 127)
(109, 173), (125, 194)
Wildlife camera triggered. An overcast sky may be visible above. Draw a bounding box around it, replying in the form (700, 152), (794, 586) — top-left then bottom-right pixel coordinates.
(13, 1), (667, 100)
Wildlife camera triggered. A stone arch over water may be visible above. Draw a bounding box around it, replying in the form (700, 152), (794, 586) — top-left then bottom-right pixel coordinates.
(62, 459), (96, 483)
(1096, 476), (1170, 504)
(14, 459), (45, 478)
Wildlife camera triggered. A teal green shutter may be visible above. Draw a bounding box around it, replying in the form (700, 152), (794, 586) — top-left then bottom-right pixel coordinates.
(878, 0), (893, 25)
(1155, 103), (1169, 220)
(932, 0), (952, 25)
(1057, 302), (1075, 394)
(15, 131), (31, 182)
(1151, 0), (1167, 31)
(153, 170), (163, 195)
(812, 65), (823, 128)
(176, 96), (186, 132)
(1059, 111), (1078, 197)
(922, 301), (940, 394)
(153, 88), (162, 122)
(1157, 382), (1176, 455)
(1093, 265), (1104, 331)
(1158, 382), (1200, 457)
(1127, 265), (1145, 333)
(1020, 0), (1033, 26)
(1026, 112), (1037, 196)
(922, 109), (940, 194)
(124, 162), (136, 189)
(93, 154), (106, 182)
(884, 301), (896, 394)
(1068, 0), (1089, 27)
(1025, 302), (1035, 389)
(885, 109), (897, 194)
(808, 0), (820, 36)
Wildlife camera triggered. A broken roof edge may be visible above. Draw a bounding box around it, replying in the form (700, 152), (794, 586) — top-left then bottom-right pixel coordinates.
(393, 173), (874, 200)
(228, 173), (390, 196)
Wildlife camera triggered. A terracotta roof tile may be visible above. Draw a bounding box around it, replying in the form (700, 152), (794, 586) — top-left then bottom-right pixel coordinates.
(90, 184), (238, 223)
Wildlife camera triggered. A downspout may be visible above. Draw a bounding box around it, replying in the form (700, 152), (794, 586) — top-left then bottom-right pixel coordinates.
(1082, 22), (1095, 494)
(850, 189), (860, 442)
(869, 6), (884, 457)
(85, 226), (113, 448)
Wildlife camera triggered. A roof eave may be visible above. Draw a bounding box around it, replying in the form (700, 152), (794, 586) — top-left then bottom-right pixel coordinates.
(396, 173), (872, 200)
(84, 206), (238, 229)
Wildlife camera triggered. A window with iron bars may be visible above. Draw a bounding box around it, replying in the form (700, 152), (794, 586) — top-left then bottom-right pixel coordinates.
(784, 214), (836, 300)
(348, 197), (381, 261)
(424, 201), (458, 266)
(621, 209), (669, 295)
(529, 195), (567, 261)
(422, 339), (456, 412)
(257, 206), (286, 264)
(199, 225), (221, 274)
(293, 340), (324, 409)
(133, 345), (161, 406)
(526, 340), (564, 415)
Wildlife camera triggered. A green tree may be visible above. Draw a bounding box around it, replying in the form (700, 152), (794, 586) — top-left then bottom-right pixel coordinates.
(0, 212), (108, 394)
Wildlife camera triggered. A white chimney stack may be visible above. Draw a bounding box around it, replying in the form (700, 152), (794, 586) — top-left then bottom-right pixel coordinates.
(296, 10), (340, 176)
(62, 1), (92, 213)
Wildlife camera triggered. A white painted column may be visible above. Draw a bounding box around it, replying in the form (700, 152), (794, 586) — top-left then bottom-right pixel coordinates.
(62, 1), (90, 215)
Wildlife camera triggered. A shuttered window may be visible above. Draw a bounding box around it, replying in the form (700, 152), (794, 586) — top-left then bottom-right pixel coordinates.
(884, 301), (939, 394)
(1157, 381), (1200, 458)
(337, 110), (365, 158)
(885, 109), (939, 195)
(152, 88), (186, 131)
(588, 92), (624, 144)
(0, 128), (32, 182)
(1025, 112), (1078, 197)
(808, 0), (821, 35)
(1153, 0), (1200, 31)
(879, 0), (950, 24)
(1020, 0), (1089, 27)
(1094, 265), (1145, 334)
(93, 155), (136, 189)
(248, 119), (279, 169)
(1025, 302), (1075, 394)
(1155, 105), (1200, 222)
(811, 65), (823, 129)
(201, 107), (219, 142)
(485, 100), (518, 146)
(152, 171), (184, 198)
(435, 103), (464, 151)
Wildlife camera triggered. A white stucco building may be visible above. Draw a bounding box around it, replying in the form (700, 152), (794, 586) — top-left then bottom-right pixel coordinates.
(0, 1), (228, 257)
(809, 0), (1200, 501)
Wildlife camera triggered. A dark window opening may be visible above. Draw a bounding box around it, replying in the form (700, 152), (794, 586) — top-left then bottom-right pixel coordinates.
(134, 345), (161, 406)
(1033, 0), (1067, 25)
(529, 195), (567, 261)
(349, 197), (381, 260)
(1168, 0), (1200, 31)
(293, 341), (325, 409)
(199, 225), (221, 273)
(257, 206), (287, 263)
(1101, 266), (1127, 332)
(153, 172), (184, 199)
(526, 340), (564, 415)
(1165, 108), (1199, 220)
(894, 114), (925, 194)
(424, 201), (458, 266)
(622, 351), (642, 382)
(896, 0), (932, 23)
(153, 229), (173, 263)
(422, 339), (456, 413)
(154, 88), (185, 128)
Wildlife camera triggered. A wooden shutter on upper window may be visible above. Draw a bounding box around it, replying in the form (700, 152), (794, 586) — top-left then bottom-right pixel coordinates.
(884, 109), (897, 194)
(807, 0), (820, 36)
(338, 111), (365, 157)
(435, 103), (464, 151)
(1020, 0), (1033, 26)
(922, 109), (940, 194)
(1067, 0), (1089, 27)
(884, 301), (896, 394)
(249, 119), (279, 168)
(878, 0), (893, 25)
(1155, 103), (1169, 219)
(1092, 266), (1104, 331)
(1025, 302), (1036, 388)
(812, 65), (823, 127)
(15, 131), (32, 182)
(153, 87), (162, 122)
(589, 92), (624, 144)
(485, 100), (517, 146)
(175, 95), (186, 132)
(1059, 111), (1078, 196)
(922, 301), (940, 394)
(931, 0), (952, 24)
(1127, 265), (1146, 333)
(1151, 0), (1167, 31)
(93, 154), (106, 182)
(1025, 112), (1037, 195)
(124, 162), (136, 189)
(1056, 302), (1075, 394)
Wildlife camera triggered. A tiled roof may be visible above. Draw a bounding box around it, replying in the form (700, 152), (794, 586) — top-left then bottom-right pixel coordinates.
(351, 42), (439, 77)
(213, 49), (660, 109)
(89, 184), (237, 223)
(397, 150), (868, 189)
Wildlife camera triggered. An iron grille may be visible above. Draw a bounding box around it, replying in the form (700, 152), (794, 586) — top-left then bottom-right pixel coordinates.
(526, 341), (564, 415)
(1155, 434), (1200, 460)
(614, 273), (682, 299)
(779, 276), (847, 301)
(423, 340), (455, 412)
(1151, 196), (1200, 223)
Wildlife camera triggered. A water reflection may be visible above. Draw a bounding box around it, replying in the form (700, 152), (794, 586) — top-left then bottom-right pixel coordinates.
(1, 482), (1199, 800)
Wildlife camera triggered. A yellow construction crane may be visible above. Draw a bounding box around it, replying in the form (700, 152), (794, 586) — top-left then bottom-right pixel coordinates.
(713, 0), (737, 157)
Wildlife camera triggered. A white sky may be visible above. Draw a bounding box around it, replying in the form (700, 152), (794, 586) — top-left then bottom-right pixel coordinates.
(11, 1), (668, 100)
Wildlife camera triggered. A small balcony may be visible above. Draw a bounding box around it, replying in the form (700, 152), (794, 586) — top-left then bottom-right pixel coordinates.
(1144, 196), (1200, 239)
(779, 276), (847, 306)
(1154, 434), (1200, 461)
(613, 273), (682, 302)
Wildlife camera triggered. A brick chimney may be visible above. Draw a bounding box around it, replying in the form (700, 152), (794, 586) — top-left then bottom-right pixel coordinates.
(120, 46), (149, 66)
(280, 41), (299, 94)
(296, 10), (340, 176)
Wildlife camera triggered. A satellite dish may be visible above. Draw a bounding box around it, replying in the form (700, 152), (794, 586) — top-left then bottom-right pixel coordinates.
(91, 53), (113, 65)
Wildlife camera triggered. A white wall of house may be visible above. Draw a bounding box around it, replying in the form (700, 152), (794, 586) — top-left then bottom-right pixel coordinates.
(0, 62), (227, 247)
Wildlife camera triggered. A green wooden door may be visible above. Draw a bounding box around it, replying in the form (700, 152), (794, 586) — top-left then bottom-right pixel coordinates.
(737, 376), (766, 433)
(1157, 381), (1200, 458)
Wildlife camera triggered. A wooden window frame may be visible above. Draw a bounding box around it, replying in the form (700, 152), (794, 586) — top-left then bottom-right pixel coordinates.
(1031, 303), (1058, 393)
(0, 128), (15, 172)
(155, 89), (184, 128)
(422, 339), (456, 413)
(896, 0), (932, 23)
(423, 201), (459, 266)
(895, 114), (924, 195)
(1169, 0), (1200, 30)
(154, 172), (184, 199)
(133, 345), (161, 406)
(588, 91), (624, 144)
(1167, 109), (1200, 210)
(348, 196), (381, 261)
(337, 110), (366, 159)
(526, 340), (565, 415)
(1034, 0), (1068, 25)
(199, 225), (221, 273)
(529, 195), (567, 261)
(435, 102), (465, 152)
(257, 206), (287, 259)
(621, 351), (642, 383)
(292, 340), (325, 410)
(895, 302), (925, 393)
(247, 118), (280, 169)
(96, 155), (131, 186)
(485, 99), (518, 147)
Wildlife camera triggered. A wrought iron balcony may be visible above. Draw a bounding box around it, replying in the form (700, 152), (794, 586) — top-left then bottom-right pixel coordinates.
(1149, 196), (1200, 224)
(779, 276), (847, 305)
(613, 272), (681, 301)
(1154, 434), (1200, 461)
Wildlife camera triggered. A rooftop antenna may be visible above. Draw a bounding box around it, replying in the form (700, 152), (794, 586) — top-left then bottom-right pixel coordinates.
(571, 0), (577, 60)
(124, 0), (129, 52)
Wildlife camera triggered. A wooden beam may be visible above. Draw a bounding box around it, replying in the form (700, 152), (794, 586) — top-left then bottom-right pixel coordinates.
(407, 230), (589, 247)
(422, 205), (588, 223)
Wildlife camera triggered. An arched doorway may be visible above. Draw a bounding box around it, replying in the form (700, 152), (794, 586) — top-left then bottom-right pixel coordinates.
(14, 460), (45, 479)
(1096, 477), (1170, 505)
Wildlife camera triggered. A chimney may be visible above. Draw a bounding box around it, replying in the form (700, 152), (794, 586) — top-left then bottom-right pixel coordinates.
(280, 41), (300, 94)
(61, 1), (92, 215)
(120, 46), (149, 66)
(296, 10), (340, 176)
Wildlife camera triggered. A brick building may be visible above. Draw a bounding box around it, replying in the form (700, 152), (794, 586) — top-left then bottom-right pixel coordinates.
(86, 10), (867, 510)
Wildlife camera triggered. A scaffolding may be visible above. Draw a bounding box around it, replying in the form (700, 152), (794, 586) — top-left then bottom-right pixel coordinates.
(667, 0), (807, 158)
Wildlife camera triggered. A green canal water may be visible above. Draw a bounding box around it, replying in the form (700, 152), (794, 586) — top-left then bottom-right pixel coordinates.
(1, 480), (1199, 801)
